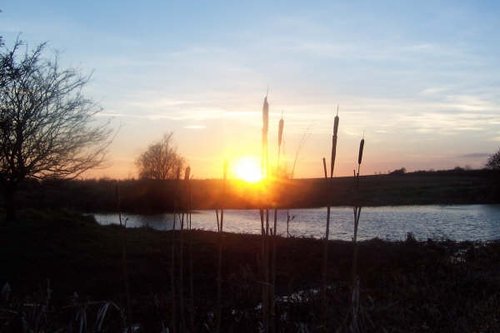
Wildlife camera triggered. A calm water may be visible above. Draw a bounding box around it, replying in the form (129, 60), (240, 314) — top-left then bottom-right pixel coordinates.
(94, 205), (500, 241)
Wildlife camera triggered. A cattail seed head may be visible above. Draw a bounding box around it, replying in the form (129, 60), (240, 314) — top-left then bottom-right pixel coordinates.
(262, 96), (269, 134)
(333, 105), (340, 136)
(184, 166), (191, 181)
(358, 138), (365, 165)
(278, 117), (284, 147)
(333, 115), (339, 137)
(330, 110), (340, 178)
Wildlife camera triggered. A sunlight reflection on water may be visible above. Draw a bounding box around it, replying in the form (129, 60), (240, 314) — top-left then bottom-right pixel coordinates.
(94, 205), (500, 241)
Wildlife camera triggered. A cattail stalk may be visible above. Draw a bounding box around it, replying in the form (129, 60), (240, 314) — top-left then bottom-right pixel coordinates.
(262, 96), (269, 177)
(322, 157), (327, 178)
(184, 167), (195, 332)
(170, 167), (181, 332)
(177, 167), (191, 332)
(260, 95), (270, 333)
(270, 115), (284, 333)
(350, 136), (365, 332)
(352, 136), (365, 276)
(277, 115), (284, 167)
(117, 182), (132, 327)
(323, 107), (340, 331)
(216, 161), (227, 333)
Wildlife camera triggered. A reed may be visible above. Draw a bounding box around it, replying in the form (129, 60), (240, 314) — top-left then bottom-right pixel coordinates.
(216, 161), (227, 333)
(331, 107), (340, 178)
(168, 167), (182, 332)
(175, 167), (192, 332)
(262, 96), (269, 177)
(270, 114), (285, 333)
(322, 107), (339, 331)
(184, 167), (195, 332)
(285, 131), (308, 238)
(277, 115), (284, 165)
(116, 182), (132, 327)
(260, 94), (271, 332)
(349, 136), (365, 333)
(286, 212), (293, 237)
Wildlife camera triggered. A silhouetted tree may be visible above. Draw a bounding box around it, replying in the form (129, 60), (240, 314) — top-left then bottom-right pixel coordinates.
(0, 40), (111, 221)
(389, 167), (406, 175)
(136, 133), (185, 180)
(486, 148), (500, 170)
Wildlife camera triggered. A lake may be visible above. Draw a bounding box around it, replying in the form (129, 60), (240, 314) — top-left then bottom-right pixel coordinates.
(94, 204), (500, 241)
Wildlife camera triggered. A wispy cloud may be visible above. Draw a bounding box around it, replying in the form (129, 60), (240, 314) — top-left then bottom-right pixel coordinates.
(458, 153), (490, 159)
(6, 0), (500, 178)
(184, 125), (206, 130)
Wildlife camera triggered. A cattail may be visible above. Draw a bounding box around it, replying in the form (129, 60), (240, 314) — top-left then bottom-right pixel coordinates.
(322, 157), (327, 179)
(184, 166), (191, 227)
(271, 115), (284, 326)
(262, 96), (269, 177)
(333, 106), (339, 136)
(262, 96), (269, 144)
(330, 107), (340, 178)
(351, 136), (365, 327)
(216, 160), (228, 333)
(278, 116), (284, 148)
(260, 94), (271, 332)
(358, 138), (365, 165)
(263, 96), (269, 133)
(322, 107), (340, 330)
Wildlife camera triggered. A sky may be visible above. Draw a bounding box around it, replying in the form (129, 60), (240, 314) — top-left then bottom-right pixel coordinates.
(2, 1), (500, 179)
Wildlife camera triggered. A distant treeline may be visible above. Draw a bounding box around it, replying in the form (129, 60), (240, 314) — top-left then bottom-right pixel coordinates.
(3, 169), (500, 214)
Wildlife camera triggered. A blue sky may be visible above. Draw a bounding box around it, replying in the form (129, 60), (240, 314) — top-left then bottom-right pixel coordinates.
(2, 1), (500, 178)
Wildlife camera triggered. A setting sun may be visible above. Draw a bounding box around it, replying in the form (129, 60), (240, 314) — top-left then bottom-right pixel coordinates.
(232, 156), (263, 183)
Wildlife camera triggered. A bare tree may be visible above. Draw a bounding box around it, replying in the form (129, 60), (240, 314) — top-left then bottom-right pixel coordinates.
(0, 40), (111, 221)
(486, 148), (500, 170)
(136, 133), (185, 180)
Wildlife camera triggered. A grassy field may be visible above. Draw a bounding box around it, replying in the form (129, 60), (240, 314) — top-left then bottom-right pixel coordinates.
(1, 210), (499, 332)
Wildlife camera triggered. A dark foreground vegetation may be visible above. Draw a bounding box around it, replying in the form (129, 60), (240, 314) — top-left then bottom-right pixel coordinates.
(1, 210), (499, 332)
(6, 169), (500, 214)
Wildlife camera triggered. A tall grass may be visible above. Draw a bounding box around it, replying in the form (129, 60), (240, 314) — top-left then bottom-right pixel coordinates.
(116, 182), (132, 328)
(0, 284), (127, 332)
(286, 130), (309, 238)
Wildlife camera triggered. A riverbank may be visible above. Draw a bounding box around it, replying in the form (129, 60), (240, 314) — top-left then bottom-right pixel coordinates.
(1, 210), (499, 331)
(7, 169), (500, 214)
